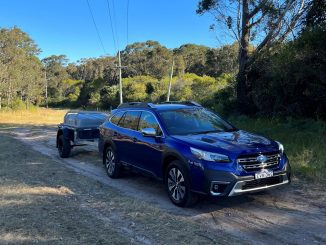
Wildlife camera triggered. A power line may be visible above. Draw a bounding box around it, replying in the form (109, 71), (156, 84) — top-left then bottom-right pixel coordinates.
(86, 0), (106, 53)
(111, 0), (120, 50)
(105, 0), (117, 53)
(126, 0), (130, 46)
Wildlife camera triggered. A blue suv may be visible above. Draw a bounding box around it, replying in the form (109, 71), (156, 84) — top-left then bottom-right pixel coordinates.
(99, 101), (291, 207)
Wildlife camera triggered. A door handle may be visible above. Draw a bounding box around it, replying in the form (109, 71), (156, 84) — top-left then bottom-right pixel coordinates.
(132, 137), (138, 142)
(113, 132), (118, 136)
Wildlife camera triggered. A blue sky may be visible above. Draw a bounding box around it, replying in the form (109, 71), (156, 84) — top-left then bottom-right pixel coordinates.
(0, 0), (221, 63)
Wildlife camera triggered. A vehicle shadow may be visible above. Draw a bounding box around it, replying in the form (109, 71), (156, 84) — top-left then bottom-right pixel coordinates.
(115, 169), (259, 215)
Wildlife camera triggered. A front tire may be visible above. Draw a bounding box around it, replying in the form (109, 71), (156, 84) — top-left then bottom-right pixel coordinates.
(165, 160), (197, 207)
(104, 146), (121, 178)
(58, 135), (71, 158)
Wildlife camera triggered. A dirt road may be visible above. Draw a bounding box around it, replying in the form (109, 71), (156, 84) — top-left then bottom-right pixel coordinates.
(6, 126), (326, 244)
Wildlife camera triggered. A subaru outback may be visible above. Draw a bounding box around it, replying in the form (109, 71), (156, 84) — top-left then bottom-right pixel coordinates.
(98, 101), (291, 207)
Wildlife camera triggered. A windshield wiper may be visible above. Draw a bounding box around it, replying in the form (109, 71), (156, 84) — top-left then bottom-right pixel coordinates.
(191, 130), (222, 135)
(225, 128), (238, 132)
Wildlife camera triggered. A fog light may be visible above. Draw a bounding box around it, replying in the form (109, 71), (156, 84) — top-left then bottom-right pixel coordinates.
(213, 184), (220, 192)
(210, 182), (229, 195)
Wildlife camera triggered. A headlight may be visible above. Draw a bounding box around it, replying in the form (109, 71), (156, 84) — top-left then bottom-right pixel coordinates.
(276, 141), (284, 154)
(190, 147), (231, 163)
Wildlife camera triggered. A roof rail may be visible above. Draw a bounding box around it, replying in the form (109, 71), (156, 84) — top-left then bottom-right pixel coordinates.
(117, 102), (154, 109)
(160, 101), (202, 107)
(117, 101), (202, 109)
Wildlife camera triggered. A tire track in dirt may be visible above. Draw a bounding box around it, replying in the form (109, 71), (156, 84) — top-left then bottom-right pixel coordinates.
(7, 127), (326, 245)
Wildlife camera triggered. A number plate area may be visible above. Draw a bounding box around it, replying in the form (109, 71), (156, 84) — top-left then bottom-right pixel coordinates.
(255, 169), (273, 179)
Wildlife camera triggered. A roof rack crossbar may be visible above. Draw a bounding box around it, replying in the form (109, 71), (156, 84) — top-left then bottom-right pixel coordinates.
(117, 102), (154, 109)
(161, 101), (202, 107)
(116, 100), (202, 109)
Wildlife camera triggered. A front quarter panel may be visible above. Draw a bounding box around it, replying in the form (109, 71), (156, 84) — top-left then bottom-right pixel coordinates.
(162, 137), (207, 193)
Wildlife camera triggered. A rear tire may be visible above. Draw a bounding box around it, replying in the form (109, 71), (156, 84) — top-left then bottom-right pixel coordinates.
(58, 135), (71, 158)
(165, 160), (197, 207)
(104, 146), (121, 178)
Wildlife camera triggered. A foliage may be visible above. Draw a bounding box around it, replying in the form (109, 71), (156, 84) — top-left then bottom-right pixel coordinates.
(42, 55), (69, 100)
(303, 0), (326, 29)
(0, 27), (43, 109)
(205, 43), (238, 77)
(247, 24), (326, 118)
(0, 25), (325, 119)
(174, 44), (209, 75)
(121, 41), (172, 79)
(197, 0), (308, 112)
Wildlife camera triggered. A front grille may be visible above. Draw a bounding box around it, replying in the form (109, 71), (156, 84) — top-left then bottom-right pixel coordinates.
(237, 152), (280, 172)
(242, 176), (283, 190)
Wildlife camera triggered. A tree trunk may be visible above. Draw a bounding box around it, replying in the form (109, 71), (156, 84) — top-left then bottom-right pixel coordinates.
(236, 0), (250, 112)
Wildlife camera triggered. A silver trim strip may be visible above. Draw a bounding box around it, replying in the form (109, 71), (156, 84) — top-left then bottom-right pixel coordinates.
(228, 174), (289, 196)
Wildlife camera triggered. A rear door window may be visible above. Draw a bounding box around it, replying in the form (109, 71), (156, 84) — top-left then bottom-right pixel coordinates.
(118, 111), (141, 130)
(110, 111), (125, 125)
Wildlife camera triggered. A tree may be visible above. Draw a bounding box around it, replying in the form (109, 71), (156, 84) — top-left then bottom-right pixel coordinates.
(304, 0), (326, 28)
(174, 44), (209, 75)
(205, 43), (239, 77)
(248, 23), (326, 117)
(197, 0), (307, 111)
(121, 41), (172, 79)
(0, 27), (42, 108)
(75, 57), (118, 83)
(42, 55), (69, 101)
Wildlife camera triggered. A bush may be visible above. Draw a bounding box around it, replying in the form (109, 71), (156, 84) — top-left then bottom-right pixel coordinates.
(247, 24), (326, 118)
(11, 99), (26, 110)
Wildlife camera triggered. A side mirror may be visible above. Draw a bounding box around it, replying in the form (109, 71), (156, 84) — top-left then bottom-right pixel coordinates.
(141, 128), (157, 137)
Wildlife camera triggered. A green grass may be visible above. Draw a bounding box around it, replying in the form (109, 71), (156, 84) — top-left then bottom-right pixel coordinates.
(229, 116), (326, 185)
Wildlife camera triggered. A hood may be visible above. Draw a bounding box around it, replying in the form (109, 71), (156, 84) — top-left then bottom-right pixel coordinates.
(172, 130), (278, 155)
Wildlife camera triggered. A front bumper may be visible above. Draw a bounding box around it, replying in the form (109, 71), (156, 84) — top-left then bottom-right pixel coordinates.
(203, 168), (291, 196)
(228, 173), (289, 196)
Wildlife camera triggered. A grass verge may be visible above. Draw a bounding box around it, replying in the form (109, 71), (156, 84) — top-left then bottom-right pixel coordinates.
(230, 116), (326, 185)
(0, 134), (237, 244)
(0, 108), (67, 125)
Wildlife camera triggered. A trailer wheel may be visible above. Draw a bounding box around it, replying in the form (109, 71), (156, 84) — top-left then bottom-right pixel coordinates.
(58, 135), (71, 158)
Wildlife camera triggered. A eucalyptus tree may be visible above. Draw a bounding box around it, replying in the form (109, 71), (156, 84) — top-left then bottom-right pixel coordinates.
(174, 44), (209, 75)
(121, 41), (172, 79)
(0, 27), (42, 108)
(197, 0), (307, 110)
(42, 55), (69, 100)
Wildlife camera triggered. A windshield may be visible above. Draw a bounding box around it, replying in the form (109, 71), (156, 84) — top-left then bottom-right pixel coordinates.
(158, 108), (236, 135)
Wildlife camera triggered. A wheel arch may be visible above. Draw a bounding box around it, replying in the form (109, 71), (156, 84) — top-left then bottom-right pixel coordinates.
(102, 140), (117, 163)
(56, 127), (74, 148)
(161, 152), (190, 182)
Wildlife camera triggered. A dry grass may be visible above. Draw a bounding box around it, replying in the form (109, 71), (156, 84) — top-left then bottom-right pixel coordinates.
(0, 108), (67, 125)
(0, 133), (236, 244)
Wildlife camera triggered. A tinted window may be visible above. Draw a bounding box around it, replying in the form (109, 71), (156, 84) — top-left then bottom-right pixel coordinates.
(159, 108), (235, 135)
(118, 111), (141, 130)
(139, 111), (162, 135)
(110, 111), (125, 125)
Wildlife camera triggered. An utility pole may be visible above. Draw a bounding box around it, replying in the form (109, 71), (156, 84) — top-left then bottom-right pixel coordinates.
(116, 50), (127, 105)
(44, 71), (48, 109)
(167, 58), (174, 102)
(118, 50), (123, 104)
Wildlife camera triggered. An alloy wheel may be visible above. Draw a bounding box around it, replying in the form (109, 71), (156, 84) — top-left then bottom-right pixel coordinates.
(105, 149), (115, 175)
(167, 167), (186, 201)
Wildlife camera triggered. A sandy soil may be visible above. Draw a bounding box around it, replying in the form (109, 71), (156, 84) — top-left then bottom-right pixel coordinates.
(7, 126), (326, 244)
